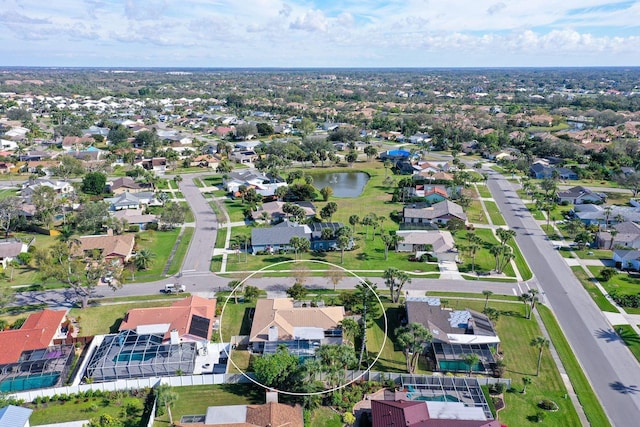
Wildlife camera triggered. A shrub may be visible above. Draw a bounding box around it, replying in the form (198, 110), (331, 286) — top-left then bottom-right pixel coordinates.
(488, 382), (506, 395)
(146, 222), (158, 231)
(128, 224), (140, 232)
(532, 410), (546, 423)
(11, 318), (26, 329)
(16, 252), (32, 265)
(538, 399), (559, 411)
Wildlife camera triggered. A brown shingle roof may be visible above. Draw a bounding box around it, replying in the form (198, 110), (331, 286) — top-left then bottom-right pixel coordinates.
(249, 298), (344, 342)
(78, 233), (135, 260)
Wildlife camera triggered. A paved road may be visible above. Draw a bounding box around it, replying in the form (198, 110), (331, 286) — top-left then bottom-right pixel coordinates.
(176, 175), (218, 279)
(487, 168), (640, 425)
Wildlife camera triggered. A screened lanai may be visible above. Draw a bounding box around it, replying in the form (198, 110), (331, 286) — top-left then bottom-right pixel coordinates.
(84, 330), (197, 382)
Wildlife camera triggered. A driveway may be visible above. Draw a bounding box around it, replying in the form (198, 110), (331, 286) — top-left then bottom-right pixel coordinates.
(487, 168), (640, 424)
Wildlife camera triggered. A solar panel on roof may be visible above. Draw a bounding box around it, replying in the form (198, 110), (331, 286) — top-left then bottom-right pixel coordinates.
(188, 315), (211, 339)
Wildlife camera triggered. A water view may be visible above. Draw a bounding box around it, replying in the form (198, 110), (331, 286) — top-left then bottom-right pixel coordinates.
(312, 172), (370, 198)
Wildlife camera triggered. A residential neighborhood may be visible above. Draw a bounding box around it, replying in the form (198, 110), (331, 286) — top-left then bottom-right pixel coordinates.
(0, 66), (640, 427)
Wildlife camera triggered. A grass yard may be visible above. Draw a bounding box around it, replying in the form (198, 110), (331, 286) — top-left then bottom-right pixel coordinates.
(426, 291), (520, 301)
(223, 199), (248, 222)
(29, 394), (147, 426)
(0, 188), (18, 199)
(570, 266), (618, 312)
(153, 384), (264, 427)
(166, 227), (194, 276)
(179, 202), (195, 222)
(476, 184), (492, 199)
(538, 305), (611, 427)
(508, 238), (533, 281)
(455, 228), (516, 277)
(130, 229), (180, 282)
(445, 300), (583, 427)
(210, 255), (223, 272)
(219, 301), (255, 341)
(573, 249), (612, 260)
(0, 233), (64, 289)
(614, 325), (640, 364)
(70, 300), (175, 336)
(588, 266), (640, 314)
(224, 234), (440, 274)
(228, 350), (252, 373)
(526, 204), (546, 221)
(484, 200), (506, 226)
(202, 175), (223, 187)
(541, 224), (562, 240)
(466, 199), (489, 224)
(309, 407), (342, 427)
(215, 226), (228, 249)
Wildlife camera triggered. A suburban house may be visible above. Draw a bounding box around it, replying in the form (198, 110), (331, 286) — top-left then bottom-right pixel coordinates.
(406, 298), (500, 374)
(596, 222), (640, 249)
(0, 238), (29, 268)
(134, 157), (167, 173)
(0, 309), (75, 392)
(395, 230), (457, 262)
(111, 208), (157, 230)
(409, 185), (450, 203)
(104, 191), (160, 211)
(190, 154), (220, 169)
(379, 149), (411, 161)
(251, 221), (311, 254)
(176, 402), (303, 427)
(613, 249), (640, 270)
(249, 298), (344, 356)
(77, 231), (135, 263)
(20, 178), (74, 201)
(250, 220), (351, 253)
(108, 176), (144, 194)
(0, 405), (33, 427)
(231, 150), (259, 164)
(119, 296), (217, 344)
(369, 399), (499, 427)
(572, 204), (640, 226)
(223, 169), (287, 197)
(0, 161), (15, 174)
(402, 200), (467, 226)
(251, 201), (316, 222)
(557, 186), (605, 205)
(529, 162), (578, 180)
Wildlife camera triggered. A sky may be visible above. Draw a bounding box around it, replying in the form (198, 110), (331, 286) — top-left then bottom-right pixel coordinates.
(0, 0), (639, 68)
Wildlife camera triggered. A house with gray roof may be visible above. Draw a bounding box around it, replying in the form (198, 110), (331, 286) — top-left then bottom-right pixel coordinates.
(573, 204), (640, 226)
(406, 298), (499, 374)
(402, 200), (467, 226)
(613, 249), (640, 271)
(103, 191), (160, 211)
(251, 221), (311, 254)
(597, 222), (640, 249)
(396, 230), (457, 261)
(0, 405), (33, 427)
(558, 186), (605, 205)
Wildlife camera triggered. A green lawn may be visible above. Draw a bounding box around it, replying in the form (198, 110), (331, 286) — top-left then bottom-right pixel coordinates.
(538, 305), (611, 427)
(476, 184), (492, 199)
(219, 301), (256, 341)
(228, 350), (252, 373)
(614, 325), (640, 364)
(210, 255), (223, 272)
(456, 228), (516, 277)
(223, 199), (249, 222)
(215, 226), (228, 249)
(426, 291), (520, 301)
(130, 229), (180, 282)
(588, 266), (640, 314)
(573, 249), (612, 260)
(0, 188), (18, 199)
(466, 199), (489, 224)
(570, 266), (618, 312)
(526, 204), (546, 221)
(484, 200), (506, 226)
(309, 407), (342, 427)
(224, 234), (440, 274)
(1, 233), (64, 289)
(166, 227), (194, 276)
(179, 202), (195, 222)
(153, 384), (264, 427)
(70, 300), (175, 336)
(203, 176), (223, 187)
(508, 237), (533, 281)
(29, 394), (147, 426)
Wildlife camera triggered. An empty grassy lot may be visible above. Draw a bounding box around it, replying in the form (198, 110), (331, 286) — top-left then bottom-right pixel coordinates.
(570, 266), (618, 312)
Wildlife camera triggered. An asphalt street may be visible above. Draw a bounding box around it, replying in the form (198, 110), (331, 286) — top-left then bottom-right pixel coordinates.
(487, 168), (640, 424)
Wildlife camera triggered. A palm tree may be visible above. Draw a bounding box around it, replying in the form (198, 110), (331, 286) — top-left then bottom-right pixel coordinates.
(527, 288), (540, 319)
(461, 353), (480, 376)
(522, 376), (532, 394)
(156, 384), (178, 425)
(519, 292), (530, 319)
(531, 336), (550, 375)
(339, 318), (360, 347)
(134, 249), (156, 271)
(482, 290), (494, 310)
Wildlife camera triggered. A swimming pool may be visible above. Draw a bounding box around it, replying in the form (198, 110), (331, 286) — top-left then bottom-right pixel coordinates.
(114, 351), (155, 362)
(0, 373), (60, 392)
(413, 394), (461, 403)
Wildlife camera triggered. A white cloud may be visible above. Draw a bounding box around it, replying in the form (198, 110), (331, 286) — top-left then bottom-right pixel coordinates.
(290, 9), (329, 32)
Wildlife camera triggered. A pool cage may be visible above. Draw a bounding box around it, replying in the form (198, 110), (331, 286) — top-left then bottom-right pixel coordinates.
(84, 330), (197, 382)
(400, 375), (494, 420)
(0, 345), (74, 393)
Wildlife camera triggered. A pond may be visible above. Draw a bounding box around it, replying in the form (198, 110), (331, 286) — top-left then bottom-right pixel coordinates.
(312, 172), (370, 198)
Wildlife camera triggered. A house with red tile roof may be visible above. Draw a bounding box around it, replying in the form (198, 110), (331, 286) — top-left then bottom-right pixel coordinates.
(0, 309), (67, 365)
(119, 296), (216, 343)
(371, 400), (501, 427)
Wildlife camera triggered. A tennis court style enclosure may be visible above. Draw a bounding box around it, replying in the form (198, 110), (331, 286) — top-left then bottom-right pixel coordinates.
(84, 330), (197, 382)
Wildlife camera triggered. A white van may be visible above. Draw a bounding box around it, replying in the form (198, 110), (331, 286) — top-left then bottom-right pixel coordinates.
(164, 283), (186, 293)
